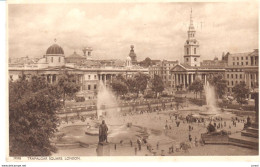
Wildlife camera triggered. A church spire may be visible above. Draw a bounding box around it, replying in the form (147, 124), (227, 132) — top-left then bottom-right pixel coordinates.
(184, 8), (200, 67)
(189, 8), (195, 32)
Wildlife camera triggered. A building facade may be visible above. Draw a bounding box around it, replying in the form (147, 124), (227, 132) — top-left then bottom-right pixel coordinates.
(148, 60), (178, 88)
(9, 42), (149, 100)
(225, 49), (258, 96)
(171, 9), (225, 89)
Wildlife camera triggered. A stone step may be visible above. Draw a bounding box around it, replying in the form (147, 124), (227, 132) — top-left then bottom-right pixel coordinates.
(228, 141), (258, 150)
(241, 130), (259, 138)
(246, 127), (259, 134)
(228, 133), (258, 150)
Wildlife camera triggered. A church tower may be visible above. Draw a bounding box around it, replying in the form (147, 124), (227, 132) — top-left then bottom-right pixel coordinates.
(184, 9), (200, 67)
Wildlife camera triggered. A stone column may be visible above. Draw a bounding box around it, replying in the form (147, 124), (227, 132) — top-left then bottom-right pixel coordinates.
(191, 74), (194, 84)
(50, 75), (53, 84)
(181, 74), (183, 85)
(184, 74), (187, 89)
(104, 74), (107, 86)
(187, 74), (190, 87)
(177, 74), (179, 86)
(249, 73), (252, 90)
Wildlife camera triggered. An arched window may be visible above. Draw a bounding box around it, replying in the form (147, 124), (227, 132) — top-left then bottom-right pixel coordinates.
(194, 48), (196, 54)
(187, 48), (189, 55)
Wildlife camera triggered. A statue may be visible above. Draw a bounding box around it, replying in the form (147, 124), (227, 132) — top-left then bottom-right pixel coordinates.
(99, 120), (108, 143)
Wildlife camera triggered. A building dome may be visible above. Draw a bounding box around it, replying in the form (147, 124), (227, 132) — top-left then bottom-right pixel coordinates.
(46, 44), (64, 55)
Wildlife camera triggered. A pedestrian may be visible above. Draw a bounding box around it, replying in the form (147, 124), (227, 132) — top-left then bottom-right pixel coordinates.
(135, 147), (137, 155)
(157, 142), (159, 150)
(171, 145), (174, 153)
(195, 137), (198, 147)
(114, 144), (117, 150)
(189, 134), (192, 142)
(130, 140), (133, 147)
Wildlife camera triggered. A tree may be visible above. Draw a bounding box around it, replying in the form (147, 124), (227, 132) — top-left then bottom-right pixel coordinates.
(111, 79), (128, 97)
(232, 81), (249, 106)
(139, 57), (152, 68)
(115, 74), (126, 83)
(151, 75), (164, 98)
(188, 79), (204, 99)
(125, 73), (150, 97)
(126, 78), (138, 96)
(56, 72), (80, 107)
(134, 72), (150, 95)
(208, 74), (227, 98)
(9, 75), (61, 156)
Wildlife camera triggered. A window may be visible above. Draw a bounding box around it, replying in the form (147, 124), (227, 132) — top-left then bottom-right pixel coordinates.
(233, 57), (235, 61)
(237, 57), (239, 60)
(228, 81), (229, 86)
(233, 62), (235, 65)
(246, 62), (248, 65)
(241, 57), (243, 60)
(59, 57), (61, 62)
(88, 75), (91, 80)
(194, 58), (197, 61)
(194, 48), (196, 54)
(94, 84), (97, 90)
(231, 74), (233, 78)
(235, 74), (238, 79)
(231, 81), (233, 86)
(246, 56), (248, 60)
(186, 58), (189, 62)
(187, 48), (189, 55)
(88, 85), (91, 90)
(241, 62), (243, 65)
(240, 74), (242, 79)
(51, 57), (53, 63)
(94, 75), (97, 79)
(227, 74), (229, 78)
(237, 62), (239, 65)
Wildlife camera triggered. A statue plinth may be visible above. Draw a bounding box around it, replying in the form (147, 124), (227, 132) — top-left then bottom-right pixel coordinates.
(96, 142), (110, 156)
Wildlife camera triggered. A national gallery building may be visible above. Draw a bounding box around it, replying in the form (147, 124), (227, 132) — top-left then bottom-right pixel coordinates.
(8, 44), (148, 100)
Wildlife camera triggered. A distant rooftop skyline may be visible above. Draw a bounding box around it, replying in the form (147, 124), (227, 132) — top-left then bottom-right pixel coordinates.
(8, 2), (258, 62)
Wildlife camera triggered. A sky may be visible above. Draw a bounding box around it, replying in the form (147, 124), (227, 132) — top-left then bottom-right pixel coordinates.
(8, 1), (258, 62)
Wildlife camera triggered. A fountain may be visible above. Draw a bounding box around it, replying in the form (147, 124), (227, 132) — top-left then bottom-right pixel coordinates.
(52, 81), (174, 156)
(199, 81), (219, 116)
(96, 81), (120, 123)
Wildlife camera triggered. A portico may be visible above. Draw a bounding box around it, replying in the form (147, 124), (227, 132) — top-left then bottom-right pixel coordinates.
(171, 64), (225, 89)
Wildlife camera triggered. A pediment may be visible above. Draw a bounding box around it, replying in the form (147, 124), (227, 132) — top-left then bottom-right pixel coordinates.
(171, 64), (187, 72)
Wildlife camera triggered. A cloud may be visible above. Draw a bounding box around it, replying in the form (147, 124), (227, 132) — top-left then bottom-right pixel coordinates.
(8, 2), (258, 62)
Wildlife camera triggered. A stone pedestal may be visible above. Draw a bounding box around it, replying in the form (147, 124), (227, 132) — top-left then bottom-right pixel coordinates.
(96, 142), (110, 156)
